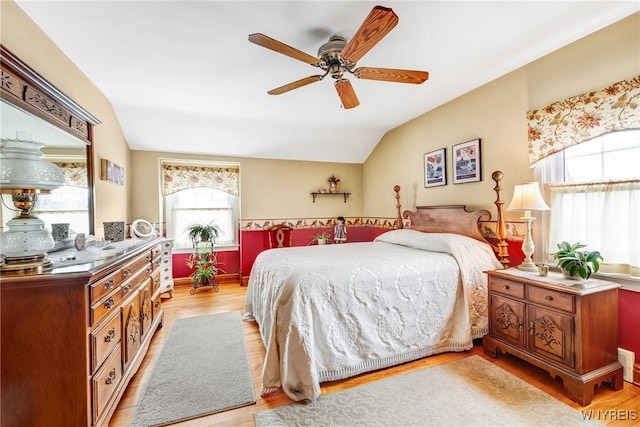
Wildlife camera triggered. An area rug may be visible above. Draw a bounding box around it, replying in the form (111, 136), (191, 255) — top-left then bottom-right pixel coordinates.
(130, 311), (255, 427)
(255, 355), (601, 427)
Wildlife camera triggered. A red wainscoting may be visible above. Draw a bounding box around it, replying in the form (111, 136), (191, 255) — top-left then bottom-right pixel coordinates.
(239, 226), (385, 276)
(619, 289), (640, 356)
(172, 250), (240, 279)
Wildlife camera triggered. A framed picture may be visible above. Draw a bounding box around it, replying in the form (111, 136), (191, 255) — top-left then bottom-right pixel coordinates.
(424, 148), (447, 187)
(100, 158), (125, 185)
(452, 138), (482, 184)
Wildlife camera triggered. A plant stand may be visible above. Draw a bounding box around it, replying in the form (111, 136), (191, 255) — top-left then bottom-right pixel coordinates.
(190, 279), (219, 295)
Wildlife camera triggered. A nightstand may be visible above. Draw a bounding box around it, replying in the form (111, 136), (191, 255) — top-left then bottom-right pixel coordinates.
(483, 268), (624, 406)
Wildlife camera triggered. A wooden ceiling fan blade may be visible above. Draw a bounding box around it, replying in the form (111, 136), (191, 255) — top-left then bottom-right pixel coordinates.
(334, 79), (360, 109)
(340, 6), (398, 64)
(354, 67), (429, 84)
(267, 75), (324, 95)
(248, 33), (319, 66)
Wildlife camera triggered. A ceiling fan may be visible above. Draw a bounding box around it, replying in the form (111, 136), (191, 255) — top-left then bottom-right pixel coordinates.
(248, 5), (429, 109)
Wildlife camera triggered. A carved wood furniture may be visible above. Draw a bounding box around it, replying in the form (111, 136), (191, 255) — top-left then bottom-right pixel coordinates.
(0, 238), (164, 427)
(1, 44), (101, 235)
(483, 268), (624, 405)
(267, 224), (293, 248)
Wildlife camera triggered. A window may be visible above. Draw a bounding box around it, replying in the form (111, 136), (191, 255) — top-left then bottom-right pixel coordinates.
(160, 160), (240, 251)
(33, 185), (90, 235)
(165, 187), (238, 249)
(539, 130), (640, 277)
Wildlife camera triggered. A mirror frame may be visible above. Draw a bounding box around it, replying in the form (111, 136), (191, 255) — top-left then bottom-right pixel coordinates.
(1, 44), (101, 234)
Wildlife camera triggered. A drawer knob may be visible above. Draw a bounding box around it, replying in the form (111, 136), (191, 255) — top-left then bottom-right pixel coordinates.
(105, 369), (116, 385)
(155, 301), (161, 308)
(104, 297), (115, 309)
(123, 268), (132, 277)
(545, 295), (554, 301)
(503, 285), (510, 290)
(104, 328), (115, 342)
(122, 284), (132, 294)
(104, 279), (115, 290)
(529, 321), (534, 336)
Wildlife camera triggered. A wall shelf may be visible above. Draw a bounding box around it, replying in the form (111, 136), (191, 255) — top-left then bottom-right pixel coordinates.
(311, 192), (351, 203)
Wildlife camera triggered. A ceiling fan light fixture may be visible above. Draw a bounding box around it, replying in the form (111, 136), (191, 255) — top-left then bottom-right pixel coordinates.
(317, 34), (347, 59)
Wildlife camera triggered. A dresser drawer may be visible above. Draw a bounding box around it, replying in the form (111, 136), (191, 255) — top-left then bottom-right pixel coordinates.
(90, 311), (122, 373)
(527, 286), (575, 313)
(152, 255), (162, 271)
(91, 289), (123, 326)
(151, 244), (162, 261)
(151, 268), (161, 294)
(90, 270), (122, 305)
(121, 251), (153, 280)
(490, 277), (525, 299)
(91, 343), (122, 424)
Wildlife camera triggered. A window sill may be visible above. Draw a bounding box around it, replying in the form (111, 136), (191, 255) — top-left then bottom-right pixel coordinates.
(593, 272), (640, 292)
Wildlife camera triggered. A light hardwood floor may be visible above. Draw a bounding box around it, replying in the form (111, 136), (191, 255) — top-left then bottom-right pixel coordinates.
(110, 283), (640, 427)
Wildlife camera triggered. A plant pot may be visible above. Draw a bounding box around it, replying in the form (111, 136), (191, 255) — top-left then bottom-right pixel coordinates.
(317, 238), (327, 245)
(562, 268), (584, 281)
(329, 182), (338, 193)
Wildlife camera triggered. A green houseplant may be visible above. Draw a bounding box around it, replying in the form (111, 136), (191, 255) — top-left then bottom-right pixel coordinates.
(551, 241), (603, 280)
(185, 221), (223, 294)
(310, 231), (331, 245)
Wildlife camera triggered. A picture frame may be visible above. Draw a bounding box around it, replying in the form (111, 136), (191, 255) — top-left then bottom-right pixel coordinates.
(100, 158), (125, 185)
(452, 138), (482, 184)
(424, 148), (447, 187)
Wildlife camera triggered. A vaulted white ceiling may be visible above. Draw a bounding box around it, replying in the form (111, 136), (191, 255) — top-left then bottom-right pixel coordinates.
(15, 1), (639, 163)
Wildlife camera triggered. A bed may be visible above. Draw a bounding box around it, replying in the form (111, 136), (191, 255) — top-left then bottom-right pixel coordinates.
(244, 172), (509, 402)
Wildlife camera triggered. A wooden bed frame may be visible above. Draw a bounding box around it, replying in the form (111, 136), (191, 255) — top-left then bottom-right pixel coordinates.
(393, 170), (510, 268)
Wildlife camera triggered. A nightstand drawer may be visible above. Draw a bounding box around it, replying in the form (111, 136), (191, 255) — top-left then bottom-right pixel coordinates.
(490, 277), (525, 299)
(528, 286), (575, 313)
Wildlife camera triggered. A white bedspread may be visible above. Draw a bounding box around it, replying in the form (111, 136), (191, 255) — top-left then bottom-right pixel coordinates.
(244, 230), (504, 401)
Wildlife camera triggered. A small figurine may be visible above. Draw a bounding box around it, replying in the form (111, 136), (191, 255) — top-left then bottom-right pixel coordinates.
(333, 216), (347, 243)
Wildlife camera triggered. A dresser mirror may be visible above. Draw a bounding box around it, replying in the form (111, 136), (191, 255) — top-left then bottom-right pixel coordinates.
(0, 45), (100, 236)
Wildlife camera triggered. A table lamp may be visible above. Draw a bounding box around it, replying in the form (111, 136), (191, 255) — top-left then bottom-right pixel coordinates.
(507, 182), (550, 272)
(0, 132), (66, 271)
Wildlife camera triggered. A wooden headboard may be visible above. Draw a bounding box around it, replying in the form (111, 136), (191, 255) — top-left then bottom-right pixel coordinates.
(393, 170), (509, 267)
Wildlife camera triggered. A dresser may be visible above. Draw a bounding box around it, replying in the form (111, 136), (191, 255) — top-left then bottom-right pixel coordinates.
(0, 238), (164, 427)
(159, 238), (175, 297)
(483, 269), (624, 405)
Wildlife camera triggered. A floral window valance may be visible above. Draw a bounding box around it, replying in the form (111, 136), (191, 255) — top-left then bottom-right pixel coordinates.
(162, 163), (239, 196)
(52, 161), (87, 187)
(527, 75), (640, 166)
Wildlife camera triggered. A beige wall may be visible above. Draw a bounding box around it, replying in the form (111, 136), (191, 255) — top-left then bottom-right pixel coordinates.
(2, 0), (130, 238)
(130, 150), (363, 222)
(363, 13), (640, 220)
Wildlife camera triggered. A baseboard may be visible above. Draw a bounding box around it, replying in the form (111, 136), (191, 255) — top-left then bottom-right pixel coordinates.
(634, 362), (640, 386)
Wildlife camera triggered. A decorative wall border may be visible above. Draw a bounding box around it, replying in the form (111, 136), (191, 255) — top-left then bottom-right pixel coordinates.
(241, 217), (525, 242)
(241, 217), (405, 231)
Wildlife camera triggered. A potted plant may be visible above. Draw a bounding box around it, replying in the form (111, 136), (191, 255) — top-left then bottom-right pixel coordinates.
(551, 241), (603, 280)
(310, 231), (331, 245)
(185, 221), (223, 293)
(328, 174), (340, 193)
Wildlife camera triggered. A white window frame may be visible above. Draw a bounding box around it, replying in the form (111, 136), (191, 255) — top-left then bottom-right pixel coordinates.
(535, 130), (640, 281)
(159, 158), (240, 254)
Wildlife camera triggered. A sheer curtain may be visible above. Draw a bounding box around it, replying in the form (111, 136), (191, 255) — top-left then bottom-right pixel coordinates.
(548, 180), (640, 276)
